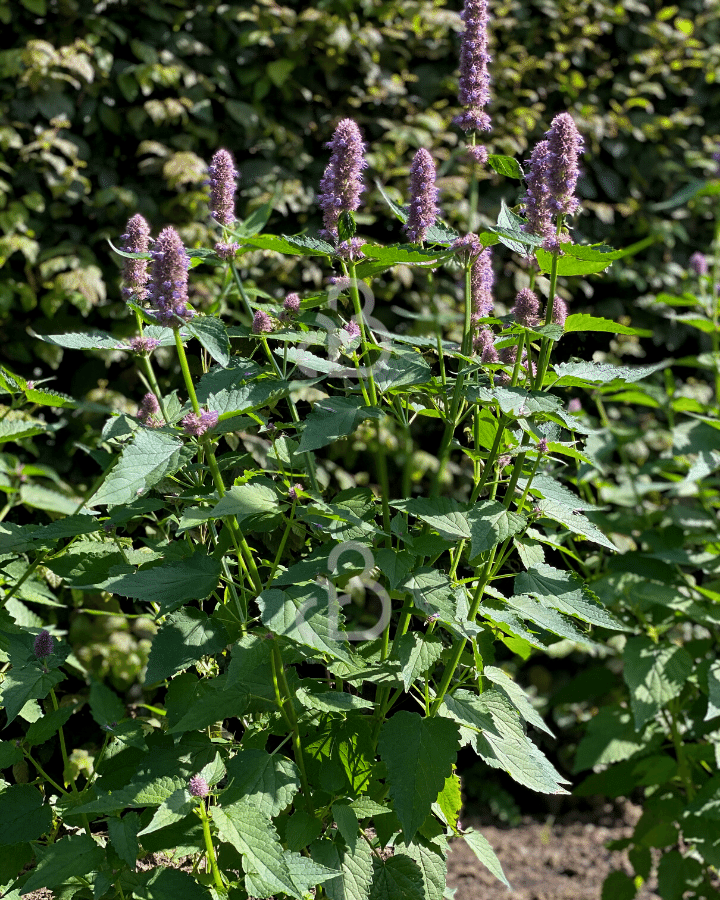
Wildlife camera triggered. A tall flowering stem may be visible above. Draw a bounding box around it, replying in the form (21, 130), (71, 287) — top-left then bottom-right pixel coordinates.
(454, 0), (492, 140)
(208, 149), (238, 226)
(318, 119), (367, 242)
(121, 214), (151, 304)
(193, 793), (226, 892)
(404, 148), (440, 244)
(148, 227), (193, 326)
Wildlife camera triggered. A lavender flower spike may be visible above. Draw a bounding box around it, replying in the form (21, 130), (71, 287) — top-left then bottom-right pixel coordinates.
(121, 214), (151, 303)
(138, 392), (163, 428)
(551, 295), (569, 328)
(208, 149), (238, 226)
(34, 629), (54, 659)
(147, 227), (193, 326)
(404, 148), (440, 244)
(318, 119), (367, 242)
(521, 139), (554, 246)
(182, 409), (219, 437)
(545, 112), (585, 217)
(470, 248), (494, 327)
(453, 0), (492, 135)
(189, 774), (209, 798)
(689, 252), (708, 276)
(511, 288), (540, 327)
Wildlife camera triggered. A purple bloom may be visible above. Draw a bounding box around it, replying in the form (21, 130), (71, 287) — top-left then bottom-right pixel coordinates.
(318, 119), (367, 241)
(34, 630), (54, 659)
(453, 0), (492, 134)
(470, 249), (494, 331)
(182, 409), (219, 437)
(288, 483), (303, 501)
(138, 392), (162, 428)
(404, 148), (440, 244)
(208, 149), (238, 226)
(452, 232), (482, 261)
(521, 140), (555, 247)
(344, 320), (361, 338)
(121, 214), (151, 303)
(335, 238), (365, 261)
(189, 774), (209, 798)
(551, 295), (569, 328)
(545, 112), (584, 218)
(689, 252), (708, 276)
(252, 310), (274, 334)
(537, 438), (548, 455)
(511, 288), (540, 327)
(283, 293), (301, 314)
(215, 241), (239, 260)
(128, 336), (160, 355)
(147, 227), (193, 326)
(568, 397), (582, 414)
(473, 326), (497, 362)
(467, 144), (489, 165)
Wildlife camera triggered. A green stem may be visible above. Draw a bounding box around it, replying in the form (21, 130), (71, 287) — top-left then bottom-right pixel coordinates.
(25, 752), (67, 795)
(270, 642), (312, 808)
(534, 216), (564, 390)
(198, 802), (226, 893)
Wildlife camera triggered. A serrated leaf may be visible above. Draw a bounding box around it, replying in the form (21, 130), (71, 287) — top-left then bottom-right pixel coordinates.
(492, 200), (544, 255)
(166, 676), (248, 734)
(88, 429), (191, 508)
(535, 498), (618, 551)
(369, 853), (425, 900)
(396, 633), (444, 691)
(297, 686), (374, 712)
(38, 330), (122, 350)
(378, 711), (460, 842)
(398, 569), (456, 620)
(311, 838), (374, 900)
(222, 749), (301, 815)
(213, 800), (300, 898)
(285, 811), (324, 853)
(299, 397), (384, 453)
(0, 784), (52, 845)
(2, 666), (64, 726)
(514, 564), (625, 631)
(373, 350), (432, 393)
(89, 678), (125, 728)
(433, 772), (462, 830)
(107, 813), (140, 867)
(553, 359), (668, 386)
(624, 636), (694, 729)
(462, 828), (510, 888)
(20, 833), (104, 894)
(0, 740), (23, 768)
(185, 317), (230, 367)
(360, 243), (453, 265)
(137, 788), (194, 836)
(573, 706), (649, 772)
(225, 633), (272, 691)
(487, 154), (524, 179)
(706, 660), (720, 722)
(245, 233), (334, 257)
(145, 607), (228, 684)
(24, 387), (78, 409)
(468, 384), (563, 419)
(392, 497), (472, 540)
(563, 314), (648, 335)
(25, 703), (77, 748)
(466, 500), (526, 560)
(133, 866), (211, 900)
(33, 515), (102, 542)
(403, 839), (448, 900)
(506, 593), (596, 647)
(535, 246), (614, 276)
(102, 552), (221, 617)
(286, 850), (338, 892)
(0, 418), (47, 443)
(441, 689), (569, 794)
(483, 666), (553, 736)
(212, 479), (283, 530)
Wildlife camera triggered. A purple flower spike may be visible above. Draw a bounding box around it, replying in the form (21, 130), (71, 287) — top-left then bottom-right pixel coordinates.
(288, 483), (303, 502)
(189, 774), (209, 798)
(34, 630), (54, 659)
(473, 326), (497, 361)
(511, 288), (540, 326)
(452, 233), (482, 261)
(470, 249), (494, 329)
(568, 397), (582, 413)
(283, 293), (301, 314)
(208, 149), (238, 226)
(344, 320), (361, 338)
(404, 148), (440, 244)
(147, 227), (193, 327)
(467, 145), (489, 166)
(537, 438), (549, 455)
(182, 409), (219, 437)
(121, 214), (151, 304)
(215, 241), (239, 261)
(551, 295), (569, 328)
(252, 310), (274, 334)
(129, 336), (160, 355)
(138, 392), (163, 428)
(545, 112), (584, 218)
(453, 0), (492, 135)
(318, 119), (367, 242)
(521, 140), (554, 246)
(689, 252), (709, 276)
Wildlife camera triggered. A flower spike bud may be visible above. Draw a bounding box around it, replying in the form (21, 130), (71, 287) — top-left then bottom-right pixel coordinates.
(182, 410), (219, 437)
(404, 148), (440, 244)
(34, 629), (54, 659)
(208, 149), (238, 226)
(551, 295), (569, 328)
(318, 119), (367, 242)
(189, 774), (209, 798)
(138, 392), (162, 428)
(689, 252), (708, 276)
(121, 213), (151, 303)
(521, 139), (554, 246)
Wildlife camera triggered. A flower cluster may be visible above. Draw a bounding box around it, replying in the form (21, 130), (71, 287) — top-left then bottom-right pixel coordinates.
(215, 241), (239, 261)
(128, 336), (160, 355)
(252, 310), (274, 334)
(188, 774), (209, 798)
(473, 326), (497, 361)
(208, 149), (238, 226)
(454, 0), (492, 139)
(318, 119), (367, 242)
(34, 629), (54, 659)
(121, 214), (151, 303)
(470, 249), (494, 328)
(404, 148), (440, 244)
(551, 295), (569, 328)
(138, 392), (163, 428)
(147, 228), (193, 326)
(510, 288), (540, 327)
(689, 251), (708, 276)
(182, 410), (219, 437)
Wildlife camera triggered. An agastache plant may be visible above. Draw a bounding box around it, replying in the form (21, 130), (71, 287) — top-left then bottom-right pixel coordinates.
(120, 212), (151, 302)
(1, 13), (689, 900)
(454, 0), (492, 160)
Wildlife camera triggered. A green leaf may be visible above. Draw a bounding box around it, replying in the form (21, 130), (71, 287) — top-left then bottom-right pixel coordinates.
(285, 810), (324, 852)
(573, 707), (654, 773)
(145, 607), (229, 684)
(257, 585), (353, 663)
(33, 515), (102, 542)
(185, 317), (230, 367)
(623, 636), (694, 729)
(467, 500), (526, 560)
(133, 866), (211, 900)
(244, 233), (334, 257)
(24, 387), (78, 409)
(166, 676), (248, 734)
(102, 552), (221, 617)
(212, 479), (283, 530)
(392, 497), (472, 540)
(285, 850), (338, 893)
(397, 569), (456, 620)
(213, 800), (300, 899)
(221, 749), (300, 816)
(298, 397), (384, 453)
(441, 689), (570, 794)
(137, 788), (194, 836)
(400, 840), (447, 900)
(705, 660), (720, 721)
(373, 350), (432, 393)
(483, 666), (554, 736)
(37, 329), (122, 350)
(553, 359), (668, 386)
(563, 314), (649, 336)
(311, 838), (374, 900)
(20, 832), (104, 893)
(433, 772), (462, 830)
(225, 633), (272, 691)
(535, 246), (614, 276)
(0, 740), (23, 769)
(0, 784), (52, 845)
(369, 854), (425, 900)
(505, 593), (596, 648)
(0, 418), (46, 444)
(396, 633), (443, 691)
(107, 813), (140, 867)
(2, 666), (64, 727)
(378, 711), (460, 843)
(487, 154), (524, 179)
(88, 429), (192, 508)
(492, 200), (544, 255)
(360, 244), (453, 265)
(89, 678), (125, 728)
(296, 686), (374, 712)
(462, 829), (511, 888)
(25, 702), (77, 748)
(514, 564), (625, 631)
(468, 384), (563, 419)
(535, 498), (618, 551)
